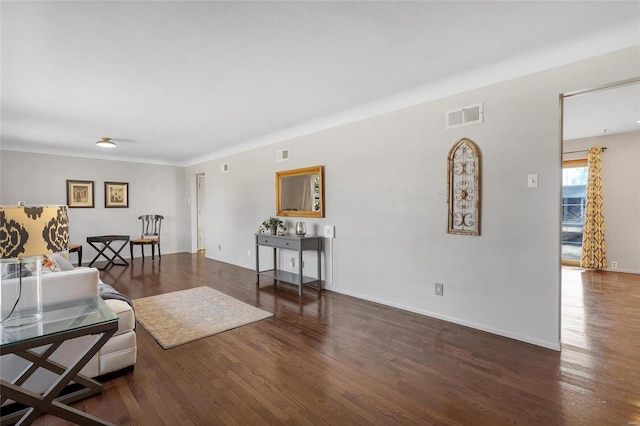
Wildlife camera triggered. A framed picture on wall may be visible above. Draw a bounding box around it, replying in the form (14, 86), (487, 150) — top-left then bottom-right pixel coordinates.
(66, 180), (95, 208)
(105, 182), (129, 208)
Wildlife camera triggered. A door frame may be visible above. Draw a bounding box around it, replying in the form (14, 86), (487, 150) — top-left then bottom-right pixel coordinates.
(559, 76), (640, 346)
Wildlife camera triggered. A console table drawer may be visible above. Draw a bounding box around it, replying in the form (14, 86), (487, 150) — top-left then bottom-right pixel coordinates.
(256, 236), (300, 250)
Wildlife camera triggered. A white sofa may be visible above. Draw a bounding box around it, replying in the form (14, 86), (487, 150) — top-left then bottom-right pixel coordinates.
(1, 267), (136, 397)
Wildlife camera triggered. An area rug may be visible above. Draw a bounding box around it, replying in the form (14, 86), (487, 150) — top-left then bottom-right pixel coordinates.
(133, 286), (273, 349)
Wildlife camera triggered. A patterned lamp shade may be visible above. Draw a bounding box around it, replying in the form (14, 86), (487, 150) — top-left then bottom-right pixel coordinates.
(0, 205), (69, 259)
(1, 205), (68, 327)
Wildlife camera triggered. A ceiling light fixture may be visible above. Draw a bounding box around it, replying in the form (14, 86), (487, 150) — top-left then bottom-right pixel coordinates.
(96, 137), (116, 148)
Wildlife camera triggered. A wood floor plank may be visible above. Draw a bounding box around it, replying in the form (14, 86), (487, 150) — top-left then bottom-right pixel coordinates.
(25, 255), (640, 425)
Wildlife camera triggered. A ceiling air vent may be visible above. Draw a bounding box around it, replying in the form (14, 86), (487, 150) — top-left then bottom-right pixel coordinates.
(276, 149), (289, 162)
(446, 103), (484, 129)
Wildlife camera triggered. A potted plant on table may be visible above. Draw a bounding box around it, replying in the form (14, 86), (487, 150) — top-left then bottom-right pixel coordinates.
(259, 217), (287, 235)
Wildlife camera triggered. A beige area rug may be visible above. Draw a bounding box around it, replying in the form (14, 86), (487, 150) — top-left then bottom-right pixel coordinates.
(133, 286), (273, 349)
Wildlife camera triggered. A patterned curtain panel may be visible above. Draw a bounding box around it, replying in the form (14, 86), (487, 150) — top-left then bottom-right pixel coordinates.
(581, 146), (607, 269)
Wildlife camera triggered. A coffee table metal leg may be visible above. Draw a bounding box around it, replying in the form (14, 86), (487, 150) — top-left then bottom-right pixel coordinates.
(0, 329), (116, 425)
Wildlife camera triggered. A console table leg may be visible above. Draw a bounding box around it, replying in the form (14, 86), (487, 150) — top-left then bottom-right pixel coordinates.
(273, 247), (277, 288)
(298, 249), (303, 296)
(317, 246), (322, 292)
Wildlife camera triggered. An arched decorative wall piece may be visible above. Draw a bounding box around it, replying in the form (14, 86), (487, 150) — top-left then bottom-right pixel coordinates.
(447, 138), (481, 235)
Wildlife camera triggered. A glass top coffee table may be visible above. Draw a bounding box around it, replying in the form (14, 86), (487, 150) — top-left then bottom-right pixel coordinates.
(1, 297), (118, 425)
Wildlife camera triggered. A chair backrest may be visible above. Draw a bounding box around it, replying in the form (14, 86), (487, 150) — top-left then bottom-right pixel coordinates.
(139, 215), (163, 240)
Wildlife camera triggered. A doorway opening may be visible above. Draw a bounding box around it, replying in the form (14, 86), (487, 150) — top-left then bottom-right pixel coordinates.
(197, 174), (206, 252)
(190, 173), (206, 254)
(560, 76), (640, 348)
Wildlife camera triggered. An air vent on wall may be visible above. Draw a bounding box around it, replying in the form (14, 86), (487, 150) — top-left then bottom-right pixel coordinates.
(276, 149), (289, 162)
(446, 103), (484, 129)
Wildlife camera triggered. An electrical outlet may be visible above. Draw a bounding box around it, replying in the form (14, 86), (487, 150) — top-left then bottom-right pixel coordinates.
(435, 283), (444, 296)
(611, 261), (618, 269)
(290, 258), (295, 268)
(218, 244), (221, 250)
(247, 249), (251, 257)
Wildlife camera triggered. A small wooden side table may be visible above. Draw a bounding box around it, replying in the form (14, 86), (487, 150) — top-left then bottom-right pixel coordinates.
(86, 235), (130, 270)
(69, 244), (83, 267)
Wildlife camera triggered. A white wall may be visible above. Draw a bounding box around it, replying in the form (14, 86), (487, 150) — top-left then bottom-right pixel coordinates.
(0, 151), (189, 261)
(186, 46), (639, 350)
(564, 131), (640, 274)
(2, 46), (636, 350)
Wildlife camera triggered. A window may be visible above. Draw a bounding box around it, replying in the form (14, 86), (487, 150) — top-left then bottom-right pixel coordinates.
(562, 159), (588, 265)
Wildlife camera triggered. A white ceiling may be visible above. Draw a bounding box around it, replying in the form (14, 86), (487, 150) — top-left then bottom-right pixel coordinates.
(563, 83), (640, 141)
(2, 1), (639, 166)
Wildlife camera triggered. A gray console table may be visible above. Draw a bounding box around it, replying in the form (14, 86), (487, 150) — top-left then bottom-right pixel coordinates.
(255, 234), (322, 296)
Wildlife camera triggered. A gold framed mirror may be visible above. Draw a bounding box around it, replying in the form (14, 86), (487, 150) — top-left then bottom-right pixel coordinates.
(276, 165), (324, 218)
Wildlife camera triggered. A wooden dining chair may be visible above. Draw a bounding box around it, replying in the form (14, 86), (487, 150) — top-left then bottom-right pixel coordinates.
(129, 215), (164, 261)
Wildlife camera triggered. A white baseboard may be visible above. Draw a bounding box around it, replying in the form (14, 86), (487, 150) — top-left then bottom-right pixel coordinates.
(330, 287), (561, 351)
(607, 267), (640, 274)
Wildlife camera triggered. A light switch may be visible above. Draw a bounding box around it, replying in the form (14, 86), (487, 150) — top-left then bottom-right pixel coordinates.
(324, 225), (335, 239)
(527, 174), (539, 188)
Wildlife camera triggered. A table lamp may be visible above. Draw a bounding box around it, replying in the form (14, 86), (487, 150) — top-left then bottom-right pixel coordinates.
(0, 204), (69, 327)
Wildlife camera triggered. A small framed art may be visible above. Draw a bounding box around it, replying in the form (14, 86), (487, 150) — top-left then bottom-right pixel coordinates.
(105, 182), (129, 208)
(67, 180), (95, 208)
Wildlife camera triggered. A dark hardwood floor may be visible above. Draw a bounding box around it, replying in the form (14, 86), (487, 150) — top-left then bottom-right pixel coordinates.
(32, 254), (639, 425)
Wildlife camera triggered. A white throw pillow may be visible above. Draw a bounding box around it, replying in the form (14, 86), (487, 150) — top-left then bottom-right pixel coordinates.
(49, 252), (75, 271)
